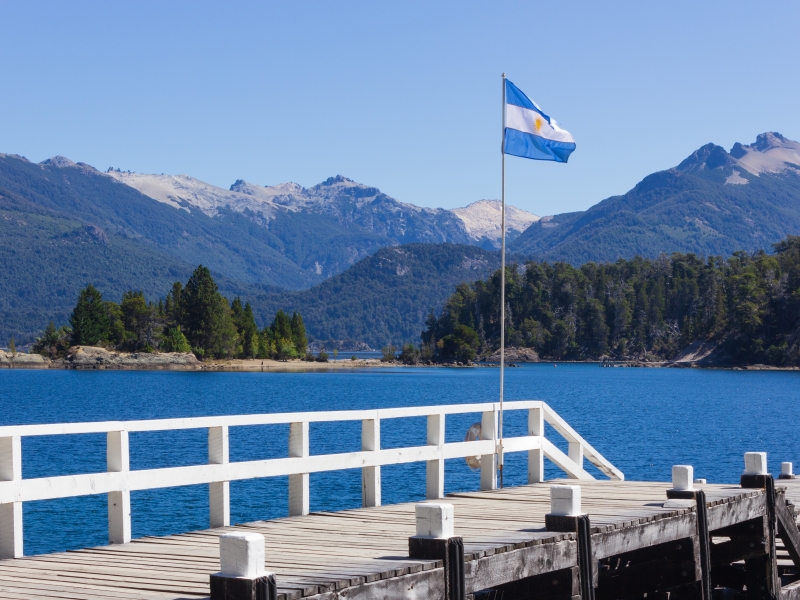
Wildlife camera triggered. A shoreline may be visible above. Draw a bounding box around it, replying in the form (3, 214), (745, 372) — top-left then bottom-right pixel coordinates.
(0, 347), (473, 372)
(0, 355), (422, 372)
(3, 352), (799, 373)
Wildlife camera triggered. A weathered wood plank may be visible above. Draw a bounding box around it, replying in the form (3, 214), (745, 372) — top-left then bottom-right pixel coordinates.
(464, 540), (578, 593)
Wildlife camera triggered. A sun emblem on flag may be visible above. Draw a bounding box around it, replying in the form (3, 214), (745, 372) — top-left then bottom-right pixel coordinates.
(534, 117), (543, 133)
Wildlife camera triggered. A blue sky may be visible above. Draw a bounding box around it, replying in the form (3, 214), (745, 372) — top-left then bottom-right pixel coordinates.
(1, 1), (798, 215)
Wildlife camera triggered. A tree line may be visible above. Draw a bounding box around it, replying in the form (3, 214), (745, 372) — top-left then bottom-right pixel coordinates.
(420, 236), (800, 366)
(32, 265), (308, 360)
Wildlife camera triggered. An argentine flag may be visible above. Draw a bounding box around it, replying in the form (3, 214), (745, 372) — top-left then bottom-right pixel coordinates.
(504, 79), (575, 163)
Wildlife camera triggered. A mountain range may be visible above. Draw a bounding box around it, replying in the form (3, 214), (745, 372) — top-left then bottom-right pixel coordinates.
(106, 169), (538, 274)
(1, 132), (799, 347)
(511, 132), (800, 262)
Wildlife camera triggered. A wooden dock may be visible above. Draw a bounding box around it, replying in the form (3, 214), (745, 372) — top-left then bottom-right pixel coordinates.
(1, 477), (799, 600)
(1, 402), (799, 599)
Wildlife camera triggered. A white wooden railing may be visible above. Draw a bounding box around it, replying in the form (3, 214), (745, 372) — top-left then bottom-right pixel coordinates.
(0, 400), (622, 558)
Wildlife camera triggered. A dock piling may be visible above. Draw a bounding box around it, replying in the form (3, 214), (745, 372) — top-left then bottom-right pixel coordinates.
(744, 452), (768, 476)
(545, 484), (584, 531)
(408, 503), (465, 600)
(211, 532), (276, 600)
(668, 465), (698, 500)
(673, 465), (695, 490)
(739, 454), (780, 600)
(780, 462), (795, 480)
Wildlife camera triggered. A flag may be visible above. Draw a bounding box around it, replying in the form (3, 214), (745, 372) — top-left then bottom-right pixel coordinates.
(504, 79), (576, 163)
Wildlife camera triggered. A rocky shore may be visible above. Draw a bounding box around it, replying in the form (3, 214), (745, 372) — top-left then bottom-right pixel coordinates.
(0, 346), (404, 371)
(3, 346), (795, 372)
(480, 346), (540, 362)
(1, 346), (201, 370)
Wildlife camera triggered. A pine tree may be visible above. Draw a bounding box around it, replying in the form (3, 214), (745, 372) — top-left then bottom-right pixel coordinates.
(230, 297), (244, 330)
(242, 303), (258, 358)
(70, 284), (110, 346)
(120, 291), (155, 351)
(165, 282), (184, 327)
(230, 298), (257, 358)
(257, 327), (276, 359)
(271, 310), (297, 360)
(8, 336), (16, 356)
(290, 312), (308, 355)
(271, 310), (293, 345)
(182, 266), (239, 358)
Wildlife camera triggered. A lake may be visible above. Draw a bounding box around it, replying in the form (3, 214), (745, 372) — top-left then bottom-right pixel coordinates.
(1, 363), (799, 556)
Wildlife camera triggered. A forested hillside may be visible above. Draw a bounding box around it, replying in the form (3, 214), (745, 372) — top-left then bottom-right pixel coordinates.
(425, 236), (800, 366)
(0, 153), (316, 288)
(250, 244), (502, 349)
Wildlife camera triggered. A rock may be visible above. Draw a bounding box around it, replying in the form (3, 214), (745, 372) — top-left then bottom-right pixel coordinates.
(65, 346), (200, 369)
(670, 337), (731, 367)
(83, 225), (108, 244)
(481, 346), (539, 363)
(0, 350), (49, 368)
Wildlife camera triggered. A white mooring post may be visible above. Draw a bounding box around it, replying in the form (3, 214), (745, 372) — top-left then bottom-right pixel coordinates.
(528, 406), (544, 483)
(426, 414), (445, 500)
(780, 462), (794, 479)
(550, 484), (582, 516)
(480, 408), (497, 490)
(209, 426), (230, 528)
(361, 419), (381, 507)
(0, 435), (23, 558)
(288, 422), (309, 516)
(211, 531), (276, 599)
(219, 532), (266, 578)
(107, 430), (131, 544)
(744, 452), (768, 475)
(671, 465), (694, 491)
(415, 503), (455, 538)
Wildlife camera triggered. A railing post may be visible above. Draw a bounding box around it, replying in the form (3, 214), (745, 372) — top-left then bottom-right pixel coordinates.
(0, 435), (23, 558)
(568, 441), (584, 470)
(288, 422), (309, 516)
(426, 414), (445, 499)
(107, 430), (131, 544)
(209, 426), (230, 528)
(528, 406), (544, 483)
(480, 408), (497, 490)
(361, 418), (381, 507)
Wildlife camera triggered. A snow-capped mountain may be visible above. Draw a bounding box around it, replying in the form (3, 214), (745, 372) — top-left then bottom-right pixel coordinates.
(106, 170), (533, 248)
(452, 200), (539, 248)
(511, 132), (800, 263)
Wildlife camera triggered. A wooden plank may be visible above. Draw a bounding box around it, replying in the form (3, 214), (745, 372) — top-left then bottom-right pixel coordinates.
(303, 567), (446, 600)
(464, 540), (578, 593)
(592, 512), (696, 559)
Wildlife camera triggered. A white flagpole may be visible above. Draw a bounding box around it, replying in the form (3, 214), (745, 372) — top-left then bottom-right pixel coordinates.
(499, 72), (506, 489)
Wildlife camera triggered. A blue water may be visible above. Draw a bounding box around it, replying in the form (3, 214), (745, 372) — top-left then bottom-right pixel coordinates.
(1, 364), (799, 556)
